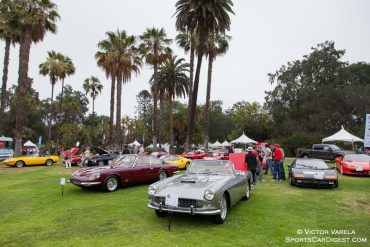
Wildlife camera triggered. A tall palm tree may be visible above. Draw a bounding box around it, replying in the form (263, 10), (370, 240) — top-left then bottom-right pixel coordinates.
(139, 27), (172, 151)
(83, 76), (103, 116)
(11, 0), (59, 156)
(204, 34), (230, 152)
(154, 56), (189, 154)
(0, 0), (18, 135)
(97, 30), (141, 146)
(39, 50), (65, 153)
(175, 0), (234, 151)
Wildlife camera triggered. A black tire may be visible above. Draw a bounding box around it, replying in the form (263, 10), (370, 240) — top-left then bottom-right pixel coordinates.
(155, 210), (167, 217)
(15, 160), (25, 168)
(242, 182), (250, 200)
(334, 181), (339, 188)
(76, 160), (81, 166)
(104, 176), (119, 192)
(159, 170), (167, 180)
(302, 154), (309, 158)
(212, 194), (228, 224)
(98, 160), (105, 166)
(45, 159), (53, 166)
(289, 176), (295, 186)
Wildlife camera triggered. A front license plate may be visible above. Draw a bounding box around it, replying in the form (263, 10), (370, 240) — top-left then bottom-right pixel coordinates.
(165, 193), (178, 207)
(313, 173), (324, 179)
(356, 166), (363, 171)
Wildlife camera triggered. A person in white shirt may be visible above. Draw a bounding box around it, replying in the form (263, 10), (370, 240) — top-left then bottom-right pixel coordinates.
(264, 144), (273, 175)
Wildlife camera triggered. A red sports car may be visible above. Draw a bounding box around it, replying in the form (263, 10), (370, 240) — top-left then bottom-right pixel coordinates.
(181, 150), (208, 160)
(70, 155), (179, 192)
(335, 154), (370, 176)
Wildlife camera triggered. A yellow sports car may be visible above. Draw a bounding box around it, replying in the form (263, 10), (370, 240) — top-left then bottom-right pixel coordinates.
(161, 155), (192, 169)
(2, 155), (59, 168)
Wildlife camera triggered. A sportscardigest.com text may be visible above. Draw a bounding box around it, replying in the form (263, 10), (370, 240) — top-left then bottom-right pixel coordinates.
(285, 229), (368, 244)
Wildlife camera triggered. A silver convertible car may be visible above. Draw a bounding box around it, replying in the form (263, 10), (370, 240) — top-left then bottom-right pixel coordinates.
(147, 160), (252, 224)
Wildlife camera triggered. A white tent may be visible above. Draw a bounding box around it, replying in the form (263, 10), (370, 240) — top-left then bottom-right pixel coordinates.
(128, 140), (141, 147)
(322, 126), (364, 150)
(221, 140), (231, 147)
(24, 140), (37, 147)
(210, 140), (222, 148)
(231, 132), (257, 145)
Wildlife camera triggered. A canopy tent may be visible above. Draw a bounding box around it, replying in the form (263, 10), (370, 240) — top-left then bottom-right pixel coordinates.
(322, 126), (364, 150)
(128, 140), (141, 147)
(221, 140), (231, 147)
(231, 132), (257, 144)
(210, 140), (222, 148)
(24, 140), (37, 147)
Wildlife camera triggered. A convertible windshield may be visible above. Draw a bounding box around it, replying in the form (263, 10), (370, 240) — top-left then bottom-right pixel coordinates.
(187, 160), (233, 175)
(344, 154), (370, 162)
(295, 159), (329, 169)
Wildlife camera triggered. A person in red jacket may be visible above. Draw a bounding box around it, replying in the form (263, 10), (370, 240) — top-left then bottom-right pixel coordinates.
(273, 144), (284, 181)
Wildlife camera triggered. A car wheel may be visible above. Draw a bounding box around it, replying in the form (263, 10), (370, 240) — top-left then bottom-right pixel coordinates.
(76, 160), (81, 166)
(212, 195), (228, 224)
(104, 176), (119, 192)
(242, 183), (250, 200)
(185, 162), (190, 170)
(45, 159), (53, 166)
(155, 210), (167, 217)
(98, 160), (105, 166)
(289, 176), (295, 186)
(302, 154), (309, 158)
(159, 170), (167, 180)
(334, 181), (339, 188)
(15, 160), (25, 168)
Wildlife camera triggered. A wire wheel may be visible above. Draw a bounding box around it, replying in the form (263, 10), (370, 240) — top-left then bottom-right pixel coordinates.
(105, 177), (118, 192)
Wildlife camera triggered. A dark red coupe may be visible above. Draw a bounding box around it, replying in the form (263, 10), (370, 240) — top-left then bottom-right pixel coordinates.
(335, 154), (370, 176)
(70, 155), (179, 192)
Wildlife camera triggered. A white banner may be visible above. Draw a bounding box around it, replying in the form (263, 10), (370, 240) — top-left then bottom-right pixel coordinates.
(365, 114), (370, 147)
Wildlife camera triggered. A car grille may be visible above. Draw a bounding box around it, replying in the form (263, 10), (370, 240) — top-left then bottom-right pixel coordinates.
(178, 198), (203, 208)
(154, 197), (203, 208)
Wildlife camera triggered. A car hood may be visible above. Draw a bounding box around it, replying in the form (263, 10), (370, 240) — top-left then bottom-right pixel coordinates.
(73, 166), (113, 176)
(345, 161), (370, 168)
(91, 146), (108, 156)
(155, 173), (231, 200)
(292, 168), (337, 177)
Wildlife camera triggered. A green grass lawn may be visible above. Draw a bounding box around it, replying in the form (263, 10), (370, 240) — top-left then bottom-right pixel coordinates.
(0, 159), (369, 247)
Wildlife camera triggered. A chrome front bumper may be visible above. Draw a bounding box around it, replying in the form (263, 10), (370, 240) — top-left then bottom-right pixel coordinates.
(147, 202), (221, 215)
(70, 179), (101, 187)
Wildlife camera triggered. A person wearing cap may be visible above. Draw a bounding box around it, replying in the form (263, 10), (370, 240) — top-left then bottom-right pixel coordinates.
(245, 146), (260, 186)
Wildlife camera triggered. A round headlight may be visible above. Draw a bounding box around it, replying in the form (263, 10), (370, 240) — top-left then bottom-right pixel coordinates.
(204, 189), (215, 201)
(148, 185), (156, 196)
(88, 173), (100, 180)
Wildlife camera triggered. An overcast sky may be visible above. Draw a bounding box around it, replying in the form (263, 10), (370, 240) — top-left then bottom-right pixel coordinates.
(1, 0), (369, 117)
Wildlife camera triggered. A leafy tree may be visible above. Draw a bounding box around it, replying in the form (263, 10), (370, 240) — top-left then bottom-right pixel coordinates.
(135, 90), (152, 146)
(83, 76), (103, 115)
(10, 0), (59, 156)
(175, 0), (234, 150)
(139, 27), (172, 151)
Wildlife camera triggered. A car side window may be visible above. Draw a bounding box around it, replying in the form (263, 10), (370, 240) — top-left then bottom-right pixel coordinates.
(313, 145), (323, 150)
(150, 157), (162, 165)
(135, 156), (150, 166)
(323, 146), (330, 151)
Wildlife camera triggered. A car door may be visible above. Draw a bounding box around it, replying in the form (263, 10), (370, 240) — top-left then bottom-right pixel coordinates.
(133, 156), (154, 182)
(322, 145), (332, 160)
(312, 145), (324, 159)
(229, 167), (247, 204)
(149, 156), (163, 180)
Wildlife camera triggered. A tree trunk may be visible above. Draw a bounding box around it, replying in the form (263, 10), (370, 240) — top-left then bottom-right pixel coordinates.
(0, 38), (11, 135)
(204, 53), (214, 153)
(158, 96), (164, 149)
(185, 30), (205, 151)
(47, 79), (56, 154)
(152, 63), (158, 151)
(56, 79), (64, 146)
(92, 97), (95, 116)
(184, 38), (195, 151)
(169, 97), (175, 154)
(115, 76), (122, 147)
(14, 32), (32, 157)
(109, 76), (115, 144)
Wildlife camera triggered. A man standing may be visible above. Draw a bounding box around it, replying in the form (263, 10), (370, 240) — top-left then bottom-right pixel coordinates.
(65, 147), (72, 169)
(245, 146), (260, 186)
(264, 144), (273, 175)
(122, 145), (130, 154)
(273, 144), (284, 181)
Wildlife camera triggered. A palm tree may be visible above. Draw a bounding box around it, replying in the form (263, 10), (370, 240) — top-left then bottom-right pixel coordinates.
(154, 56), (189, 154)
(97, 30), (141, 146)
(83, 76), (103, 116)
(204, 34), (230, 152)
(39, 50), (65, 153)
(139, 27), (172, 151)
(0, 0), (18, 135)
(11, 0), (59, 156)
(175, 0), (234, 151)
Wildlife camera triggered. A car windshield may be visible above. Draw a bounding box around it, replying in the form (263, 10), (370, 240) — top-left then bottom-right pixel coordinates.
(187, 160), (233, 175)
(111, 155), (136, 167)
(343, 154), (370, 162)
(295, 159), (329, 169)
(328, 145), (343, 151)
